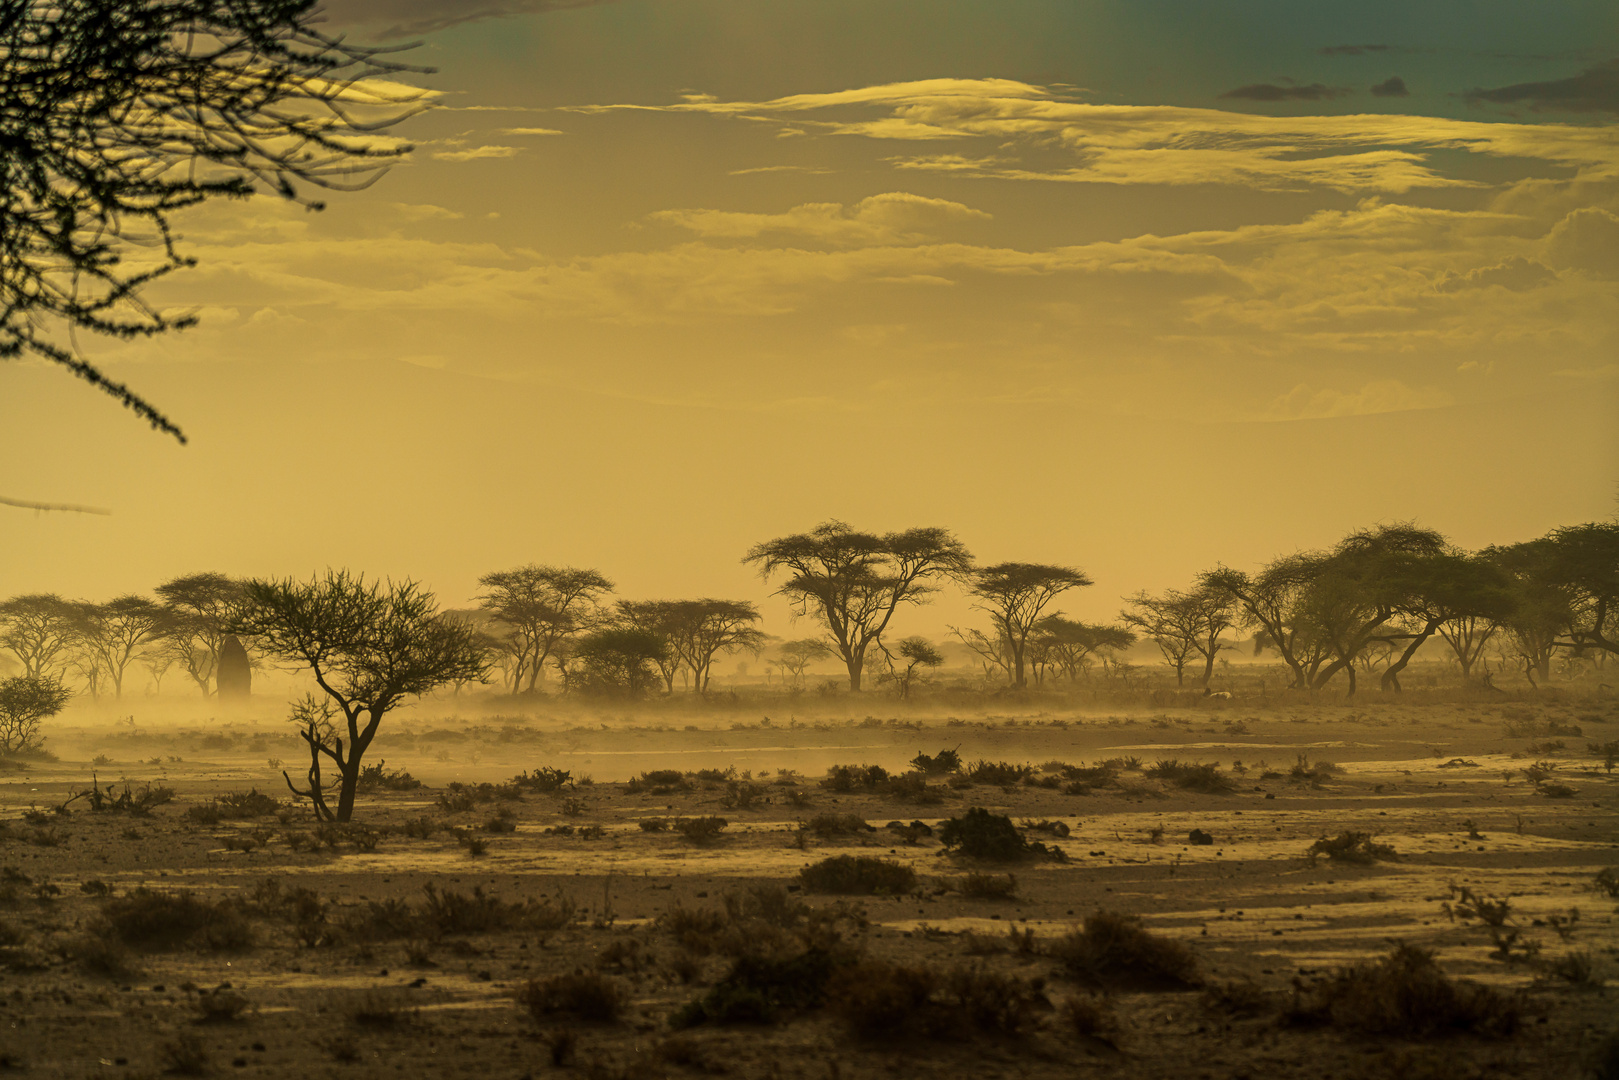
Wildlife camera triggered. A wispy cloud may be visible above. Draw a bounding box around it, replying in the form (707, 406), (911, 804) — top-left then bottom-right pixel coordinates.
(1370, 77), (1410, 98)
(649, 192), (989, 245)
(573, 79), (1619, 193)
(432, 145), (522, 161)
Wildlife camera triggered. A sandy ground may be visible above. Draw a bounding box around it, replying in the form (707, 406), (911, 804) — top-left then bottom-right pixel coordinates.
(1, 696), (1615, 1079)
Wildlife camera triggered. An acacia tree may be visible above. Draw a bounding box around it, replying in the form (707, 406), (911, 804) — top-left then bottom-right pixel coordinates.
(230, 571), (488, 822)
(475, 565), (613, 693)
(0, 673), (72, 755)
(967, 562), (1092, 689)
(949, 625), (1014, 684)
(1516, 522), (1619, 658)
(1121, 588), (1237, 688)
(1377, 552), (1514, 692)
(74, 595), (165, 698)
(744, 521), (972, 691)
(1033, 617), (1136, 682)
(570, 627), (666, 698)
(156, 573), (243, 696)
(769, 638), (832, 687)
(1, 0), (429, 442)
(620, 599), (765, 693)
(0, 593), (77, 678)
(884, 636), (944, 699)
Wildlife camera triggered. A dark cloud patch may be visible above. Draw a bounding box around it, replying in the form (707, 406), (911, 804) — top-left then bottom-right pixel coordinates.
(319, 0), (617, 38)
(1465, 58), (1619, 113)
(1220, 83), (1349, 102)
(1321, 44), (1390, 57)
(1370, 76), (1409, 97)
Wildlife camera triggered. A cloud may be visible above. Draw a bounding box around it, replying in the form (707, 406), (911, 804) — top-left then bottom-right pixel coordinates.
(1267, 379), (1452, 419)
(431, 145), (522, 161)
(728, 165), (834, 176)
(319, 0), (617, 38)
(1321, 44), (1391, 57)
(500, 127), (565, 136)
(1220, 83), (1349, 102)
(648, 192), (991, 245)
(1370, 77), (1409, 98)
(575, 79), (1619, 194)
(390, 202), (464, 221)
(1435, 255), (1557, 292)
(1466, 58), (1619, 114)
(1545, 206), (1619, 276)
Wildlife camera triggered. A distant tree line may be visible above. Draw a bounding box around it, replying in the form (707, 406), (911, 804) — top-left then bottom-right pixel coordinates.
(1, 519), (1612, 711)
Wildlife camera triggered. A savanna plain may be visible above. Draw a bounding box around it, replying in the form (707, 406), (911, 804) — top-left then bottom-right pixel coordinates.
(3, 693), (1616, 1080)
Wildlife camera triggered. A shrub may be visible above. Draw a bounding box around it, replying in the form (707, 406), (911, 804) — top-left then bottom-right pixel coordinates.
(964, 760), (1033, 786)
(356, 761), (421, 792)
(1306, 831), (1397, 865)
(1287, 943), (1520, 1037)
(957, 872), (1017, 900)
(939, 808), (1063, 862)
(1060, 995), (1121, 1045)
(824, 962), (1045, 1040)
(673, 817), (728, 844)
(510, 765), (572, 792)
(674, 948), (840, 1027)
(1595, 867), (1619, 898)
(799, 855), (916, 896)
(519, 971), (626, 1022)
(103, 889), (252, 951)
(1146, 759), (1236, 793)
(1289, 755), (1343, 784)
(628, 769), (691, 794)
(720, 781), (767, 810)
(820, 764), (889, 792)
(805, 812), (871, 838)
(909, 748), (962, 775)
(1050, 910), (1201, 990)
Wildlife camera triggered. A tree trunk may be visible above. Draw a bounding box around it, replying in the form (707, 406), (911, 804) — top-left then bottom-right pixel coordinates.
(846, 655), (862, 692)
(1345, 663), (1357, 697)
(335, 762), (359, 823)
(1381, 621), (1440, 692)
(1198, 650), (1216, 689)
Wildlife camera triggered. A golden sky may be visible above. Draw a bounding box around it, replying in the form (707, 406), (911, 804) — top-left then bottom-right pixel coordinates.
(3, 0), (1616, 636)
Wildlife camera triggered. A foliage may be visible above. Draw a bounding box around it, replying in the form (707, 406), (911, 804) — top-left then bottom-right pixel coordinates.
(1145, 759), (1236, 793)
(1287, 943), (1521, 1036)
(1306, 831), (1397, 865)
(967, 562), (1093, 688)
(744, 521), (972, 691)
(798, 855), (916, 895)
(0, 0), (428, 437)
(102, 888), (252, 951)
(518, 971), (626, 1023)
(673, 816), (729, 844)
(909, 747), (961, 775)
(939, 808), (1063, 862)
(0, 674), (72, 754)
(1050, 910), (1202, 990)
(230, 571), (489, 821)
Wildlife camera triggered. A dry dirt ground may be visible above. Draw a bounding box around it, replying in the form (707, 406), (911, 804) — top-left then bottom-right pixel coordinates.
(2, 697), (1616, 1079)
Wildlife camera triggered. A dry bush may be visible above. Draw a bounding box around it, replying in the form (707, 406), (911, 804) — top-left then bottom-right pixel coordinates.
(103, 889), (252, 952)
(805, 812), (872, 838)
(824, 962), (1045, 1040)
(519, 971), (627, 1022)
(957, 872), (1017, 900)
(799, 855), (916, 896)
(1306, 831), (1397, 865)
(673, 947), (842, 1027)
(160, 1032), (209, 1076)
(1289, 755), (1344, 784)
(343, 988), (413, 1028)
(940, 808), (1064, 862)
(627, 769), (691, 794)
(720, 781), (767, 809)
(1201, 980), (1273, 1017)
(1060, 995), (1121, 1045)
(673, 816), (728, 844)
(195, 987), (251, 1023)
(1287, 943), (1521, 1037)
(1050, 910), (1201, 991)
(356, 760), (422, 792)
(964, 760), (1034, 786)
(1146, 759), (1236, 793)
(820, 764), (889, 792)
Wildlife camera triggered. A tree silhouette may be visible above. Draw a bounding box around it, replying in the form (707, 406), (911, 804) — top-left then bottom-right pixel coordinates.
(967, 562), (1092, 689)
(230, 571), (487, 822)
(744, 521), (971, 691)
(1, 0), (430, 442)
(475, 565), (614, 693)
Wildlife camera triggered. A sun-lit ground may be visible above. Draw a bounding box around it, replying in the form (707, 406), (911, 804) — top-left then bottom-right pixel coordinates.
(2, 693), (1615, 1078)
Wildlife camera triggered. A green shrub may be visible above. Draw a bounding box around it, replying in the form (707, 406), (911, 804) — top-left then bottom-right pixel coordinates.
(799, 855), (916, 896)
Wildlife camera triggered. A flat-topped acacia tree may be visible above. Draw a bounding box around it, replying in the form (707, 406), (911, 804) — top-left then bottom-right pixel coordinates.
(231, 571), (489, 822)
